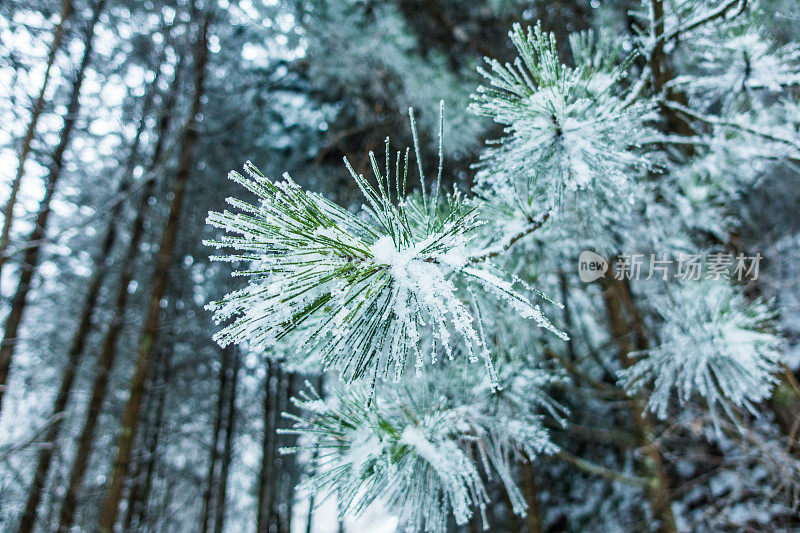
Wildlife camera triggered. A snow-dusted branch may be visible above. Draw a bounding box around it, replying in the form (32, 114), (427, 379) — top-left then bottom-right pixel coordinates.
(660, 0), (747, 46)
(662, 99), (800, 154)
(553, 450), (651, 488)
(467, 213), (550, 264)
(627, 0), (748, 102)
(206, 109), (566, 390)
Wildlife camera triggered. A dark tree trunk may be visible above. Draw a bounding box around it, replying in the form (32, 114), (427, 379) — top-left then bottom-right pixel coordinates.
(601, 272), (677, 533)
(256, 360), (279, 533)
(213, 349), (240, 533)
(16, 47), (163, 533)
(55, 45), (186, 533)
(0, 0), (105, 417)
(121, 387), (154, 532)
(96, 11), (211, 530)
(278, 372), (299, 533)
(518, 462), (543, 533)
(124, 344), (171, 531)
(0, 0), (73, 283)
(304, 374), (325, 533)
(199, 347), (233, 533)
(268, 368), (289, 531)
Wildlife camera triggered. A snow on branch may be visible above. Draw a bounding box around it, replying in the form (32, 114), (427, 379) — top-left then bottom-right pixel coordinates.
(205, 105), (565, 391)
(470, 23), (656, 213)
(281, 368), (562, 533)
(619, 281), (783, 421)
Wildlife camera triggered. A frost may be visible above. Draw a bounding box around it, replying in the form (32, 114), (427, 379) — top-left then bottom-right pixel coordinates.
(672, 24), (800, 103)
(470, 23), (655, 215)
(283, 371), (562, 533)
(205, 107), (564, 390)
(620, 281), (783, 420)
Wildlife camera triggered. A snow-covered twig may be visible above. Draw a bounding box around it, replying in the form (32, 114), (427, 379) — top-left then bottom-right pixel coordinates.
(662, 99), (800, 154)
(467, 213), (550, 263)
(659, 0), (747, 46)
(553, 450), (651, 487)
(626, 0), (748, 104)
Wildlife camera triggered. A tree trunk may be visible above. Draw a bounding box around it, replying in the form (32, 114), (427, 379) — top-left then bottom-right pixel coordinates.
(124, 344), (171, 531)
(0, 0), (105, 417)
(266, 365), (286, 533)
(15, 48), (163, 533)
(0, 0), (73, 283)
(199, 347), (233, 533)
(256, 360), (275, 533)
(213, 349), (240, 533)
(96, 11), (211, 530)
(55, 45), (186, 533)
(601, 273), (677, 533)
(278, 372), (298, 533)
(518, 462), (543, 533)
(121, 386), (155, 532)
(304, 374), (325, 533)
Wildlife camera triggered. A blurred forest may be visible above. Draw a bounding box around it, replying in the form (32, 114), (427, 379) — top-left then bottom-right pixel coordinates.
(0, 0), (799, 532)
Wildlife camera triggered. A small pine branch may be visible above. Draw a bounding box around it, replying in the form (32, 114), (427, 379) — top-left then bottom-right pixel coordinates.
(205, 105), (565, 391)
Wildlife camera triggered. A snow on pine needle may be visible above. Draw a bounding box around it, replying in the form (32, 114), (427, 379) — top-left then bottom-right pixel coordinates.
(619, 281), (783, 421)
(282, 384), (490, 533)
(279, 341), (566, 531)
(671, 21), (800, 105)
(205, 104), (565, 389)
(281, 372), (561, 533)
(471, 23), (655, 209)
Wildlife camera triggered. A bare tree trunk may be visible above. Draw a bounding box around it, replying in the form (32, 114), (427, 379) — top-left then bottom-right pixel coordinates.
(0, 0), (73, 283)
(0, 0), (105, 417)
(124, 345), (171, 531)
(55, 45), (186, 533)
(304, 374), (324, 533)
(121, 386), (155, 532)
(15, 48), (163, 533)
(601, 273), (677, 533)
(199, 347), (232, 533)
(96, 11), (211, 530)
(266, 366), (285, 533)
(279, 372), (299, 533)
(256, 360), (275, 533)
(213, 349), (240, 533)
(518, 462), (543, 533)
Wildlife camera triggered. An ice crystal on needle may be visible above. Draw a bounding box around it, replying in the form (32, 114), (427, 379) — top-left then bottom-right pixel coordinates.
(471, 23), (654, 207)
(205, 105), (564, 388)
(282, 372), (562, 533)
(620, 281), (783, 420)
(283, 385), (490, 533)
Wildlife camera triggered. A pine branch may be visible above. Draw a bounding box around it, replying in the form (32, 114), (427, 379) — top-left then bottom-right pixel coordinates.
(626, 0), (749, 103)
(661, 99), (800, 154)
(552, 450), (652, 488)
(560, 423), (639, 448)
(544, 348), (629, 400)
(659, 0), (747, 46)
(206, 109), (566, 389)
(467, 213), (550, 263)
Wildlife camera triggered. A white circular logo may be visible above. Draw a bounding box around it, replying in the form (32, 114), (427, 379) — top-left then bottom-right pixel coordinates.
(578, 251), (608, 282)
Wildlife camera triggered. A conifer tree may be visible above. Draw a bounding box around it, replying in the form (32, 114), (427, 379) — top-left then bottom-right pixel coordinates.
(205, 1), (799, 531)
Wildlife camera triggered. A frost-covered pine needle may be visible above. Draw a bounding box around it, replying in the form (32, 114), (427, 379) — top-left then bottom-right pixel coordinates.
(281, 372), (562, 533)
(620, 281), (783, 420)
(471, 23), (655, 209)
(204, 105), (565, 389)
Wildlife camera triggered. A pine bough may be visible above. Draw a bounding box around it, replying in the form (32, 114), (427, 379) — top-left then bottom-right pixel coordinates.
(205, 17), (786, 532)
